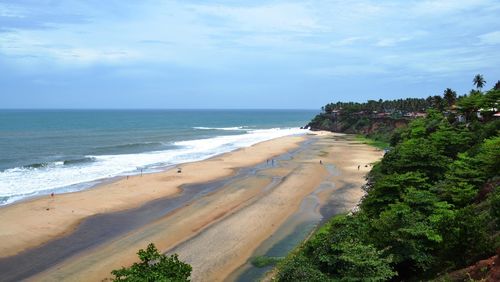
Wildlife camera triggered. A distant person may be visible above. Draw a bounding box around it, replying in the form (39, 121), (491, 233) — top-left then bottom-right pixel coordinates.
(50, 192), (54, 197)
(177, 167), (182, 173)
(357, 165), (360, 170)
(320, 160), (322, 164)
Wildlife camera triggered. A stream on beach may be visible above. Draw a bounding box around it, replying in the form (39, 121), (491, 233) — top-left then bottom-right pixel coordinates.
(230, 159), (347, 281)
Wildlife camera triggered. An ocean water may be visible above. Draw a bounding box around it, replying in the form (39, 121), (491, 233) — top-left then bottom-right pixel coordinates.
(0, 109), (315, 205)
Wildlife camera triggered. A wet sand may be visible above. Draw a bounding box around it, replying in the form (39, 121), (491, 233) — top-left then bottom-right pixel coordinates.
(0, 133), (382, 281)
(225, 134), (383, 281)
(0, 136), (304, 259)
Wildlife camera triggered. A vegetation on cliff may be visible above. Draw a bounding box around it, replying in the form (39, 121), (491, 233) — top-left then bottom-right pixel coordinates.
(307, 79), (500, 146)
(277, 77), (500, 281)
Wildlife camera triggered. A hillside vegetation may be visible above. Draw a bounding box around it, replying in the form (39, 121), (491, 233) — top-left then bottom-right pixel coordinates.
(276, 78), (500, 281)
(307, 80), (500, 146)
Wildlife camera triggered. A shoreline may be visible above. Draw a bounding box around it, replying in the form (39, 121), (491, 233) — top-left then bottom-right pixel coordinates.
(0, 135), (306, 259)
(0, 127), (309, 208)
(0, 132), (383, 282)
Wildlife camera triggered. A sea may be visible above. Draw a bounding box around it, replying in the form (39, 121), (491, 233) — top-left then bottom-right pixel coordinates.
(0, 109), (316, 205)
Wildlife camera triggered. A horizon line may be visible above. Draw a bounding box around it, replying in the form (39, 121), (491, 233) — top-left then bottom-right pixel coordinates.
(0, 108), (320, 111)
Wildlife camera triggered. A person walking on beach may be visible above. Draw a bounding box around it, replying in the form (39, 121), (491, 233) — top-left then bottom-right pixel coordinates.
(320, 160), (322, 164)
(357, 165), (360, 170)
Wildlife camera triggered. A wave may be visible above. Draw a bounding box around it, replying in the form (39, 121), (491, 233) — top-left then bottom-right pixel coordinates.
(21, 157), (96, 170)
(92, 142), (172, 154)
(193, 126), (247, 131)
(63, 157), (96, 165)
(0, 127), (308, 205)
(22, 162), (49, 169)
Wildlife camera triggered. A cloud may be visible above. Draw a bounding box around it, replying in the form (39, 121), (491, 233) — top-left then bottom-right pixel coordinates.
(331, 37), (366, 47)
(188, 2), (324, 33)
(375, 36), (412, 47)
(478, 31), (500, 45)
(0, 0), (499, 78)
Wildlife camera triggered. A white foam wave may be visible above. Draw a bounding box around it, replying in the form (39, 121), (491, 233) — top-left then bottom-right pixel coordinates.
(193, 126), (247, 131)
(0, 127), (308, 205)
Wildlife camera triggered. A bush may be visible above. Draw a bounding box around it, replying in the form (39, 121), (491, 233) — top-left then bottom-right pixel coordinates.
(111, 243), (192, 282)
(250, 255), (282, 268)
(275, 254), (329, 282)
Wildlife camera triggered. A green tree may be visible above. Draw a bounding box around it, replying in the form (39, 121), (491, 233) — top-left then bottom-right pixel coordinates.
(457, 90), (484, 121)
(490, 187), (500, 227)
(437, 153), (483, 207)
(362, 172), (430, 216)
(111, 243), (192, 282)
(480, 89), (500, 121)
(330, 241), (396, 281)
(276, 254), (329, 282)
(438, 206), (494, 268)
(297, 215), (396, 282)
(381, 138), (449, 181)
(443, 88), (457, 107)
(429, 123), (472, 158)
(474, 136), (500, 179)
(371, 189), (453, 275)
(473, 74), (486, 90)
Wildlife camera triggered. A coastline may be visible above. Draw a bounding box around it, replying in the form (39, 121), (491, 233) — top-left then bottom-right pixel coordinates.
(0, 135), (306, 259)
(0, 132), (383, 282)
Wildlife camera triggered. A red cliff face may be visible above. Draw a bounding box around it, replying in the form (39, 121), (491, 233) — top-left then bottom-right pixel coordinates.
(350, 118), (409, 135)
(446, 253), (500, 281)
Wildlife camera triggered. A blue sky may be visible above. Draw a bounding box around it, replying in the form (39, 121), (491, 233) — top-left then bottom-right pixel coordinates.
(1, 0), (499, 109)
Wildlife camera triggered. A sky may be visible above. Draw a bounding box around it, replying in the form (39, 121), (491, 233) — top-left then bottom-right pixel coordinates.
(1, 0), (499, 109)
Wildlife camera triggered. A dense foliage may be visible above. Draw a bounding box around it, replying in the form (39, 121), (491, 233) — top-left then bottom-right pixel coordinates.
(111, 243), (192, 282)
(277, 81), (499, 281)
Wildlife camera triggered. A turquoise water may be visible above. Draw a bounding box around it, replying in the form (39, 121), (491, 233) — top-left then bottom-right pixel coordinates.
(0, 109), (316, 204)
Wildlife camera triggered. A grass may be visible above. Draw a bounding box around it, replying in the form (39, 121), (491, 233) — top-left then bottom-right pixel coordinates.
(251, 256), (283, 268)
(355, 135), (390, 150)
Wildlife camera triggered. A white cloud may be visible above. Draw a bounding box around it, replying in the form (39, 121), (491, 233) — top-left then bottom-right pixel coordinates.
(331, 37), (366, 47)
(188, 3), (324, 33)
(375, 36), (412, 47)
(478, 31), (500, 45)
(0, 0), (499, 78)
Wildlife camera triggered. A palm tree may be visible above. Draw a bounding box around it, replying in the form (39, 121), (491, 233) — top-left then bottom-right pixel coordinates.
(473, 74), (486, 90)
(443, 88), (457, 107)
(494, 80), (500, 91)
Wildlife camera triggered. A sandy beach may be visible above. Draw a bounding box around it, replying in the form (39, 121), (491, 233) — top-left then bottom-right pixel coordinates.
(0, 133), (383, 281)
(0, 135), (304, 258)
